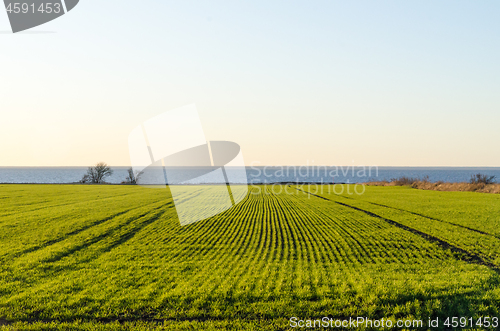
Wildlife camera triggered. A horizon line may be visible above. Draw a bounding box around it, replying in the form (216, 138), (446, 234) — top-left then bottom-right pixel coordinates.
(2, 165), (500, 168)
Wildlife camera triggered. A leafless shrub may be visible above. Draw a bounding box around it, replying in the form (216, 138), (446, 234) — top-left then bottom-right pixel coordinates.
(122, 167), (143, 185)
(79, 174), (90, 184)
(470, 173), (496, 185)
(391, 176), (419, 186)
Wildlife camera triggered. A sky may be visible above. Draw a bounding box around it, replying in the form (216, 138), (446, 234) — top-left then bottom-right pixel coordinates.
(1, 0), (499, 167)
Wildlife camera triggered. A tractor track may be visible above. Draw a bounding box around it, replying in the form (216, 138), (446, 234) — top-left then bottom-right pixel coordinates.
(295, 187), (499, 272)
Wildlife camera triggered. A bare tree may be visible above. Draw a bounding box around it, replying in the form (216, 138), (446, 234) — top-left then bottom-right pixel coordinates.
(122, 167), (143, 184)
(80, 162), (113, 184)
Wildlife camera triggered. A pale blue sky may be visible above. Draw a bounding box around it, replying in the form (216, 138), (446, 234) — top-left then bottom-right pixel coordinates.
(1, 0), (499, 166)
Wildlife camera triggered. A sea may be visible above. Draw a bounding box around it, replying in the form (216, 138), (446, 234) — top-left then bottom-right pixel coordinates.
(1, 166), (500, 184)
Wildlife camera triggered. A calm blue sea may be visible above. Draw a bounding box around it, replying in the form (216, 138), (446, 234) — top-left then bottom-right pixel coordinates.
(1, 166), (500, 184)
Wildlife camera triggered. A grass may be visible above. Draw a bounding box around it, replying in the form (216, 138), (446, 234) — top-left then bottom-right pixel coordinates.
(0, 184), (500, 330)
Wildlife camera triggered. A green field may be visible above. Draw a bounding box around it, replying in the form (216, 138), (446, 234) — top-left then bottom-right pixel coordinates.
(1, 184), (500, 330)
